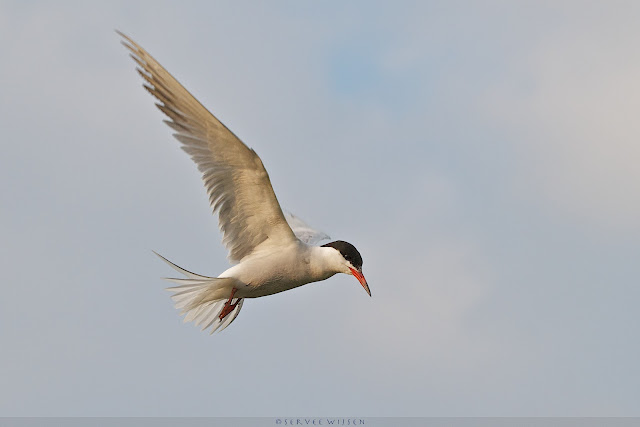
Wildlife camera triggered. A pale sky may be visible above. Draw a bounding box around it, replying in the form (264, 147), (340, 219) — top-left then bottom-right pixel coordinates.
(1, 0), (639, 417)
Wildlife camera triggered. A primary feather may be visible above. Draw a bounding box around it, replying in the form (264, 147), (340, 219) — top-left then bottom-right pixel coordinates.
(119, 31), (297, 263)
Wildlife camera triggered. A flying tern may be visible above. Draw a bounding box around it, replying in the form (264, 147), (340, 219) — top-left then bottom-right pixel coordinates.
(119, 32), (370, 333)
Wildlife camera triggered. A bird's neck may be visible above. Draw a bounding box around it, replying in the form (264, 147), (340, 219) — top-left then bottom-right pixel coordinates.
(308, 246), (343, 280)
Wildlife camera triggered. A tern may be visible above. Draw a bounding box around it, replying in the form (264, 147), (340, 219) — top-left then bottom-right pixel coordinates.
(119, 32), (370, 333)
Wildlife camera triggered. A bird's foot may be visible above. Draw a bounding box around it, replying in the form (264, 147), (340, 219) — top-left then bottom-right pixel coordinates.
(219, 287), (241, 321)
(219, 299), (241, 320)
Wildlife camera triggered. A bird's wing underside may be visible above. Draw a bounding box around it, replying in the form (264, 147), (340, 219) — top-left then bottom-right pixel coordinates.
(119, 32), (297, 262)
(284, 211), (330, 246)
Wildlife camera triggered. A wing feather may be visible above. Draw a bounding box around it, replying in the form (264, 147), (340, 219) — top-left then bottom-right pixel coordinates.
(284, 212), (330, 245)
(119, 32), (297, 262)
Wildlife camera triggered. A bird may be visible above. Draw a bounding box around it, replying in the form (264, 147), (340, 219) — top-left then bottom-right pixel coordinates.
(118, 32), (370, 334)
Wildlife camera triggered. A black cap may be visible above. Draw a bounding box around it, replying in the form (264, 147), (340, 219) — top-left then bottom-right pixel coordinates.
(321, 240), (363, 270)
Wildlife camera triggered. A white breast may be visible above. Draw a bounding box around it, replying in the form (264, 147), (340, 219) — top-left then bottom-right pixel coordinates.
(218, 242), (342, 298)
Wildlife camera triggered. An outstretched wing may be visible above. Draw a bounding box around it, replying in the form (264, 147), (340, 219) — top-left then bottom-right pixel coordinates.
(284, 211), (330, 246)
(119, 32), (297, 262)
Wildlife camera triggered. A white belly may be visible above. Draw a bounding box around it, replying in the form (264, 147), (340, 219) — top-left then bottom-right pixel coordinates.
(218, 242), (337, 298)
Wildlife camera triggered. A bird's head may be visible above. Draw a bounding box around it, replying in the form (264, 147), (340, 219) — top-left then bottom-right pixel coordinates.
(321, 240), (370, 296)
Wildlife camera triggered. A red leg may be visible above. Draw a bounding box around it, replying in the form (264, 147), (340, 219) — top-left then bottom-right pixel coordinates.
(219, 287), (239, 320)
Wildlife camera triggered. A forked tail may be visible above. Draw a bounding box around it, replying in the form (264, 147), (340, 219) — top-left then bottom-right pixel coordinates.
(154, 251), (244, 334)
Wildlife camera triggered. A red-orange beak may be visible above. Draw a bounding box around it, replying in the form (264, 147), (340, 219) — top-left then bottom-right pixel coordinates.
(349, 267), (371, 297)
